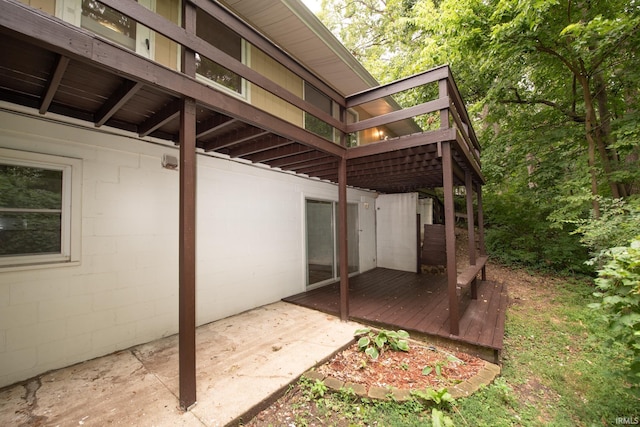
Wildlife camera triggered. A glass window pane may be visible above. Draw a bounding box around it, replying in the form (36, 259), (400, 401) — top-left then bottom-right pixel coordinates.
(0, 164), (62, 210)
(81, 0), (136, 50)
(196, 10), (243, 94)
(0, 212), (62, 256)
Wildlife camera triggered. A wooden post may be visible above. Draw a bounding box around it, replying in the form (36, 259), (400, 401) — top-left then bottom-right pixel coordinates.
(442, 141), (459, 336)
(178, 0), (197, 411)
(338, 156), (349, 320)
(476, 182), (487, 281)
(465, 171), (477, 299)
(416, 213), (422, 274)
(178, 97), (197, 410)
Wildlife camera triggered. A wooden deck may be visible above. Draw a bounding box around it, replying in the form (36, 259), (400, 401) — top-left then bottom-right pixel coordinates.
(283, 268), (507, 356)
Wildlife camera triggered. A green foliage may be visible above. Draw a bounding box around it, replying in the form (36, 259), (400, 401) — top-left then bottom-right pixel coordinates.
(576, 196), (640, 259)
(589, 238), (640, 389)
(484, 190), (590, 273)
(410, 387), (454, 408)
(354, 328), (410, 360)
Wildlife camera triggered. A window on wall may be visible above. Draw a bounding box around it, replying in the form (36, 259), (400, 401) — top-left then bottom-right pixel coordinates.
(304, 82), (335, 141)
(0, 149), (81, 268)
(196, 9), (246, 97)
(57, 0), (181, 69)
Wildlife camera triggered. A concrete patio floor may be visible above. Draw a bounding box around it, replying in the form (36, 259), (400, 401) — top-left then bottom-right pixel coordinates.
(0, 301), (362, 426)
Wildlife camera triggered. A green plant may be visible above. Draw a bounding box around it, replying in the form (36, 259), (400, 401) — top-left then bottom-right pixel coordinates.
(431, 408), (454, 427)
(422, 361), (446, 377)
(410, 387), (454, 408)
(300, 377), (328, 400)
(589, 237), (640, 389)
(354, 328), (410, 360)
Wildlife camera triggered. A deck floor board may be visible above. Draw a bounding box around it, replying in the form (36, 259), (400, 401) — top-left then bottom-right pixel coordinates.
(283, 268), (507, 351)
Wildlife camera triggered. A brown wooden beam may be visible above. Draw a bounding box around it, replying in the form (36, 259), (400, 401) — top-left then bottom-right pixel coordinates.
(178, 96), (197, 410)
(204, 127), (270, 152)
(346, 97), (449, 134)
(346, 65), (449, 108)
(266, 149), (325, 168)
(95, 80), (144, 127)
(476, 182), (487, 281)
(0, 2), (345, 158)
(138, 98), (181, 137)
(338, 156), (349, 321)
(247, 143), (313, 164)
(227, 135), (291, 158)
(466, 171), (478, 299)
(39, 54), (69, 114)
(346, 129), (455, 160)
(442, 141), (459, 336)
(196, 116), (237, 139)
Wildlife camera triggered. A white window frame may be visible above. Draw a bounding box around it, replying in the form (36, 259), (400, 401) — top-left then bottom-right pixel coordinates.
(195, 40), (249, 100)
(0, 148), (82, 269)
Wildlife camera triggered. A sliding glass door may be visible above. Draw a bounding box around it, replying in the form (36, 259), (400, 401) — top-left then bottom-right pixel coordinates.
(306, 199), (359, 287)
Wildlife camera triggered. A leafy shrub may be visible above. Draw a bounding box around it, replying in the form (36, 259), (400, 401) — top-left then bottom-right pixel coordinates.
(575, 196), (640, 260)
(484, 191), (590, 273)
(354, 328), (410, 360)
(589, 238), (640, 389)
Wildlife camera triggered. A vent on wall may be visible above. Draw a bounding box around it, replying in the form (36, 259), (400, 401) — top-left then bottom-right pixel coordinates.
(162, 154), (178, 170)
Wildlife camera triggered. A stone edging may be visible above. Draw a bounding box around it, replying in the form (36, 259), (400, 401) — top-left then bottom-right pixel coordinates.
(302, 360), (501, 401)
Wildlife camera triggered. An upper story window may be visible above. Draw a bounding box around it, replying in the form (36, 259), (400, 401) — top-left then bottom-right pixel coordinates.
(0, 149), (81, 268)
(81, 0), (137, 50)
(195, 10), (246, 97)
(304, 82), (335, 141)
(57, 0), (180, 69)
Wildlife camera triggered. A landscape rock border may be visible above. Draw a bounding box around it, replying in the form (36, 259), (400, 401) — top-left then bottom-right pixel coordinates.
(302, 360), (501, 401)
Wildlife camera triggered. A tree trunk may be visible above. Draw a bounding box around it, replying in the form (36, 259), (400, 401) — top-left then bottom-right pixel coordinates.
(594, 72), (627, 198)
(577, 74), (601, 217)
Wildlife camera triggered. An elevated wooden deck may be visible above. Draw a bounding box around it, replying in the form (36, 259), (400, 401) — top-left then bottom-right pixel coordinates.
(283, 268), (507, 358)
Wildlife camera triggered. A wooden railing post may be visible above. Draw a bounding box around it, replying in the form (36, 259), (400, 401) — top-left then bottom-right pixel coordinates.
(442, 141), (459, 336)
(466, 171), (478, 299)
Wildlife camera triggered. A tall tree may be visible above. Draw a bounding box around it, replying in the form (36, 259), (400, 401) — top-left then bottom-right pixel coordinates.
(319, 0), (640, 215)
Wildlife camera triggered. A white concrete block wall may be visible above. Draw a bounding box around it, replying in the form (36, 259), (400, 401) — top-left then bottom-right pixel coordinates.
(0, 106), (377, 387)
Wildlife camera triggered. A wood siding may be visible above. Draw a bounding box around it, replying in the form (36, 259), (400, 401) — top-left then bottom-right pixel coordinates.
(249, 47), (303, 126)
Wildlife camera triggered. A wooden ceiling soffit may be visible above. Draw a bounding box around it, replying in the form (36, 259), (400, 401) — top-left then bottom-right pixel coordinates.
(95, 80), (144, 127)
(227, 134), (292, 158)
(39, 54), (69, 114)
(282, 155), (335, 172)
(347, 147), (438, 168)
(349, 157), (441, 176)
(246, 143), (313, 164)
(294, 160), (339, 177)
(196, 115), (237, 139)
(138, 98), (181, 137)
(203, 126), (270, 152)
(268, 150), (331, 168)
(0, 2), (344, 158)
(346, 128), (456, 160)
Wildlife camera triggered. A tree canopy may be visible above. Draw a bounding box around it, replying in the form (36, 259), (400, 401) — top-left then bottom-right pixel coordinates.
(319, 0), (640, 270)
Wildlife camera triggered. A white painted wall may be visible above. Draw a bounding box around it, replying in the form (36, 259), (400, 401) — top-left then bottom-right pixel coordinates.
(375, 193), (418, 272)
(0, 106), (376, 388)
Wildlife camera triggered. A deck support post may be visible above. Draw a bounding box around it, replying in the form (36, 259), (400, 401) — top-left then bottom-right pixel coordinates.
(338, 156), (349, 321)
(465, 171), (478, 299)
(178, 97), (197, 410)
(476, 182), (486, 281)
(442, 141), (459, 336)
